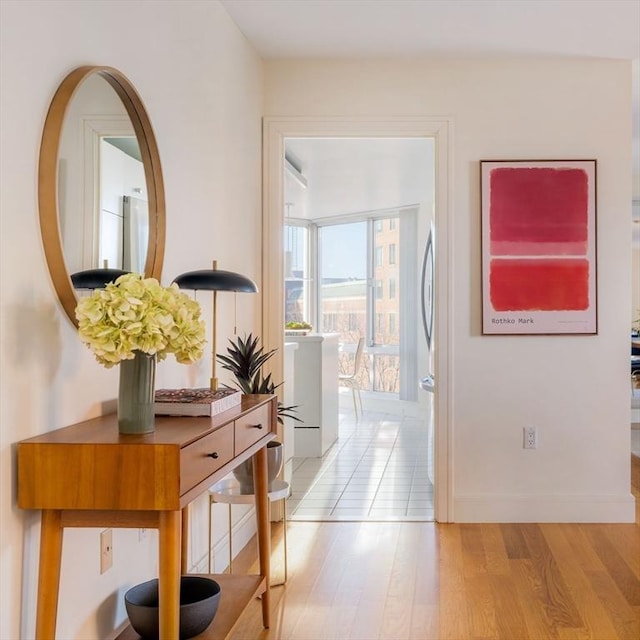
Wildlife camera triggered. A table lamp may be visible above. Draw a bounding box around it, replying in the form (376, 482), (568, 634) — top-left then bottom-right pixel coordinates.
(172, 261), (258, 390)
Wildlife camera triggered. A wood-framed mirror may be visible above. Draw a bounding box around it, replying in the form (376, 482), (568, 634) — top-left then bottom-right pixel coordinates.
(39, 65), (165, 327)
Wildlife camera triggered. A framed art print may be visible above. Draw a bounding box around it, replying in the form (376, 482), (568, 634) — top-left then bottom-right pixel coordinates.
(481, 159), (597, 335)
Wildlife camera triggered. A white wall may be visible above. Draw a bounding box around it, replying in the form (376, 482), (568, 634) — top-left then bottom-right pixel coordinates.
(264, 58), (635, 522)
(0, 1), (263, 638)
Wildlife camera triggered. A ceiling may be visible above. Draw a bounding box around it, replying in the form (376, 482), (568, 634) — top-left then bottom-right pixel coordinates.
(220, 0), (639, 60)
(221, 0), (639, 133)
(221, 0), (639, 237)
(285, 138), (434, 220)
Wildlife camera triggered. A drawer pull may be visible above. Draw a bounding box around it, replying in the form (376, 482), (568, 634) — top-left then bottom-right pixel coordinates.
(206, 452), (219, 459)
(252, 424), (263, 430)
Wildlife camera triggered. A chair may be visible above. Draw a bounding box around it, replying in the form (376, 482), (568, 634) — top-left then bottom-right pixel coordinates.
(339, 337), (365, 420)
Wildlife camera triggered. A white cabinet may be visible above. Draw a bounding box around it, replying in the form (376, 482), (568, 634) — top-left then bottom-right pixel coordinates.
(282, 341), (298, 482)
(286, 333), (339, 457)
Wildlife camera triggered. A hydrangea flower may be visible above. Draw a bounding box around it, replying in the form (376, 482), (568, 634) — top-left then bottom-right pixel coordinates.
(75, 273), (206, 367)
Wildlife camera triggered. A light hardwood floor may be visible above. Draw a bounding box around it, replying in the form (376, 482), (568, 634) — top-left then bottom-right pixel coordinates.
(227, 456), (640, 640)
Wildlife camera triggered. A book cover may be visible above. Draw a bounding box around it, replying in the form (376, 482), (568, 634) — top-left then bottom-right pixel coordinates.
(154, 387), (242, 416)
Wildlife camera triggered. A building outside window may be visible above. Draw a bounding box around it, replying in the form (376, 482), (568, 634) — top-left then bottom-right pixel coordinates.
(313, 212), (407, 394)
(375, 245), (383, 267)
(389, 278), (396, 299)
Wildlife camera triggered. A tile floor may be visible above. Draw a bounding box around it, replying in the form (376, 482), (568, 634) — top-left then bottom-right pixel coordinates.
(288, 403), (434, 522)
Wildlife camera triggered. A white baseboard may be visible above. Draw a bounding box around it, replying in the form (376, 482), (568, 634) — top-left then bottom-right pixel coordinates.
(454, 492), (636, 523)
(106, 620), (130, 640)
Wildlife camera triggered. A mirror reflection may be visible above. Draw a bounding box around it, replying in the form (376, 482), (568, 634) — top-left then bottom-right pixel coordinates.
(39, 65), (165, 327)
(58, 74), (149, 274)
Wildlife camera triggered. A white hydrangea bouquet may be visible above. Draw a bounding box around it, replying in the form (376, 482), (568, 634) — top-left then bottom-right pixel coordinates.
(75, 273), (206, 367)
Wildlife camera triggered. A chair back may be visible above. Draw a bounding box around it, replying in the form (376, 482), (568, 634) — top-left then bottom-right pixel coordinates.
(352, 337), (365, 376)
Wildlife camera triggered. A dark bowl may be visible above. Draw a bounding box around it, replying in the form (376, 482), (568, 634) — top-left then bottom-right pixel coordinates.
(124, 576), (221, 639)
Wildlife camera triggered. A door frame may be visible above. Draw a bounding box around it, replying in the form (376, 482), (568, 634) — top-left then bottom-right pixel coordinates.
(262, 116), (453, 522)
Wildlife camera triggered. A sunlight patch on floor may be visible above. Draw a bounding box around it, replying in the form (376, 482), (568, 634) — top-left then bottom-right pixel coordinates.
(288, 403), (433, 522)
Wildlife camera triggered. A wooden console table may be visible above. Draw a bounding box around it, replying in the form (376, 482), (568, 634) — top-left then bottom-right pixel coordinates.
(17, 394), (277, 640)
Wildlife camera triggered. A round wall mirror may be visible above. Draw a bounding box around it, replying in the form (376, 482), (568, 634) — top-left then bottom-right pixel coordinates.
(39, 65), (166, 327)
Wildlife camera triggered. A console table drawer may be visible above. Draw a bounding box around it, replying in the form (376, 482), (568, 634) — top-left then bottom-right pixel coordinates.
(235, 404), (271, 454)
(180, 423), (234, 494)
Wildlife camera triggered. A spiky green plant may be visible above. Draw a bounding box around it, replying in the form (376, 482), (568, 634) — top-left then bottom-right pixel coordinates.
(217, 333), (300, 424)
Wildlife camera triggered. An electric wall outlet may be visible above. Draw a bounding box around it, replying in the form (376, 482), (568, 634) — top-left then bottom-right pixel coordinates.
(138, 528), (148, 541)
(524, 426), (537, 449)
(100, 529), (113, 574)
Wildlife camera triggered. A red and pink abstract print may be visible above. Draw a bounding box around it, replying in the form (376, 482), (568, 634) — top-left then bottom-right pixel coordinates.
(481, 160), (596, 334)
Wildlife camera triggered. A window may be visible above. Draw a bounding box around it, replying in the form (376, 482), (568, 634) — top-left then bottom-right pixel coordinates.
(314, 210), (417, 395)
(284, 223), (311, 324)
(318, 220), (367, 361)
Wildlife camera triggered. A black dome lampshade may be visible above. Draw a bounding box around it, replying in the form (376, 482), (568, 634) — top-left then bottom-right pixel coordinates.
(70, 268), (130, 290)
(172, 261), (258, 390)
(172, 269), (258, 293)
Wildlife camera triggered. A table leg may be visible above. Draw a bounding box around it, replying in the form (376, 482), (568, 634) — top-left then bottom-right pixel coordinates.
(228, 503), (233, 574)
(35, 510), (63, 640)
(208, 498), (213, 574)
(283, 497), (288, 583)
(181, 505), (189, 574)
(158, 510), (181, 640)
(253, 446), (270, 628)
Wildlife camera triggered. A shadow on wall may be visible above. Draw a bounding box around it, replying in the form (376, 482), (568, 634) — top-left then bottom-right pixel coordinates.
(7, 300), (62, 379)
(77, 586), (129, 639)
(7, 299), (65, 432)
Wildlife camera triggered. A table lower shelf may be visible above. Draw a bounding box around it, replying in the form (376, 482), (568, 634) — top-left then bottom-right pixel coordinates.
(116, 573), (266, 640)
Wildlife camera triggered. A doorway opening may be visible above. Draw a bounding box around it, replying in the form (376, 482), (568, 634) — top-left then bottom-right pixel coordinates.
(262, 117), (452, 523)
(281, 137), (435, 521)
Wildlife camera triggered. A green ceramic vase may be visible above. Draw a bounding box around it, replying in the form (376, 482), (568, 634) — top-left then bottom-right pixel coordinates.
(118, 351), (156, 434)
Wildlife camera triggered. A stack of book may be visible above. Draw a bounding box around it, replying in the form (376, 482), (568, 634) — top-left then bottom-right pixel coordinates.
(154, 387), (242, 416)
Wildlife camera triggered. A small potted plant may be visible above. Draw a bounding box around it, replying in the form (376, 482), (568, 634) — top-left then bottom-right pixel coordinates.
(217, 333), (299, 423)
(217, 333), (299, 491)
